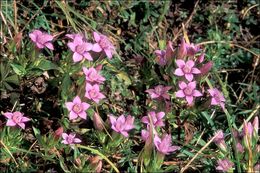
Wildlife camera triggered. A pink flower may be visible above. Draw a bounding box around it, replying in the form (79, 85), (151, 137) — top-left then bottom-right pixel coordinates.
(154, 134), (180, 155)
(178, 38), (200, 58)
(252, 116), (259, 137)
(243, 121), (253, 138)
(83, 67), (105, 84)
(85, 83), (105, 104)
(208, 88), (225, 109)
(68, 35), (93, 62)
(141, 125), (158, 141)
(65, 33), (83, 40)
(29, 30), (54, 50)
(3, 111), (30, 129)
(216, 159), (234, 172)
(213, 130), (227, 152)
(176, 81), (202, 105)
(92, 32), (115, 59)
(199, 61), (213, 76)
(154, 41), (174, 66)
(109, 114), (135, 137)
(174, 59), (201, 81)
(146, 85), (172, 100)
(141, 111), (165, 127)
(65, 96), (90, 120)
(61, 133), (81, 145)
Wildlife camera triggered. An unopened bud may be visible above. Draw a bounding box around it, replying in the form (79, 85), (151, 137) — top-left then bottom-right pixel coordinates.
(177, 38), (187, 59)
(200, 61), (213, 76)
(93, 112), (104, 131)
(54, 127), (63, 140)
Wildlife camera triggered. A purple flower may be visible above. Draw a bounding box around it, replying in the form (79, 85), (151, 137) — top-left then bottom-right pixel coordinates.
(141, 125), (158, 141)
(213, 130), (225, 145)
(109, 114), (135, 137)
(68, 35), (93, 62)
(199, 61), (213, 76)
(3, 111), (30, 129)
(154, 41), (174, 66)
(236, 142), (244, 153)
(178, 39), (200, 58)
(141, 111), (165, 127)
(29, 30), (54, 50)
(243, 121), (253, 138)
(92, 32), (115, 59)
(208, 88), (225, 110)
(176, 81), (202, 105)
(146, 85), (172, 100)
(253, 116), (259, 136)
(83, 67), (105, 84)
(65, 96), (90, 120)
(61, 133), (81, 145)
(65, 33), (83, 40)
(174, 59), (201, 81)
(216, 159), (234, 172)
(154, 134), (180, 155)
(85, 83), (105, 104)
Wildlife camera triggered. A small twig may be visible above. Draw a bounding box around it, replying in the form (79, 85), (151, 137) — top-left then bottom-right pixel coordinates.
(242, 4), (259, 19)
(0, 10), (13, 38)
(180, 133), (217, 173)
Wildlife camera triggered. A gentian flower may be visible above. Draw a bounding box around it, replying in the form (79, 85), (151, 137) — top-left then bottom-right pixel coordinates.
(146, 85), (172, 100)
(208, 88), (225, 109)
(65, 33), (83, 40)
(154, 41), (174, 66)
(216, 159), (234, 172)
(174, 59), (201, 81)
(68, 35), (93, 62)
(29, 30), (54, 50)
(109, 114), (135, 137)
(61, 133), (81, 145)
(141, 125), (158, 141)
(3, 111), (30, 129)
(236, 142), (244, 153)
(83, 67), (105, 84)
(154, 134), (180, 155)
(92, 32), (116, 59)
(141, 111), (165, 127)
(65, 96), (90, 120)
(176, 81), (202, 105)
(85, 83), (105, 104)
(178, 38), (200, 58)
(213, 130), (227, 152)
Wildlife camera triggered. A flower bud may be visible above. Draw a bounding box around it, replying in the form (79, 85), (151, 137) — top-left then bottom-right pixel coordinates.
(177, 38), (187, 59)
(200, 61), (213, 76)
(93, 112), (104, 131)
(54, 127), (63, 140)
(252, 116), (259, 138)
(197, 52), (205, 63)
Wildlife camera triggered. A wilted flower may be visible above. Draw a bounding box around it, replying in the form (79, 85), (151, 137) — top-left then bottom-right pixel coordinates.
(68, 35), (93, 62)
(83, 67), (105, 84)
(208, 88), (225, 110)
(176, 81), (202, 105)
(92, 32), (115, 59)
(146, 85), (172, 100)
(216, 159), (234, 172)
(109, 114), (135, 137)
(141, 111), (165, 127)
(85, 84), (105, 104)
(61, 133), (81, 145)
(29, 30), (54, 50)
(154, 134), (180, 155)
(177, 38), (200, 58)
(65, 96), (90, 120)
(93, 112), (104, 131)
(3, 111), (30, 129)
(174, 59), (201, 81)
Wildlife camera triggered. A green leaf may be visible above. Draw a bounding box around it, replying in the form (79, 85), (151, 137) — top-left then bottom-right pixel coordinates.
(10, 63), (26, 76)
(34, 59), (59, 71)
(5, 74), (19, 85)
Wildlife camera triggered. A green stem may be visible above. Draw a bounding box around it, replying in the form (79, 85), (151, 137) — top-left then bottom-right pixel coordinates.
(77, 145), (119, 173)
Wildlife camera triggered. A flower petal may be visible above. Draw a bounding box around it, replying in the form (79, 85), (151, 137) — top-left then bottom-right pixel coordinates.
(174, 68), (184, 76)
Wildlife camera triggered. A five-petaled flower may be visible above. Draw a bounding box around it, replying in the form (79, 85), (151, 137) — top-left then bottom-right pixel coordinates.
(109, 114), (135, 137)
(92, 32), (116, 59)
(3, 111), (30, 129)
(216, 159), (234, 172)
(61, 133), (82, 145)
(68, 35), (93, 62)
(176, 81), (202, 105)
(154, 134), (180, 155)
(65, 96), (90, 120)
(83, 67), (106, 84)
(85, 83), (105, 104)
(29, 30), (54, 50)
(174, 59), (201, 81)
(146, 85), (172, 100)
(208, 88), (225, 110)
(141, 111), (165, 127)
